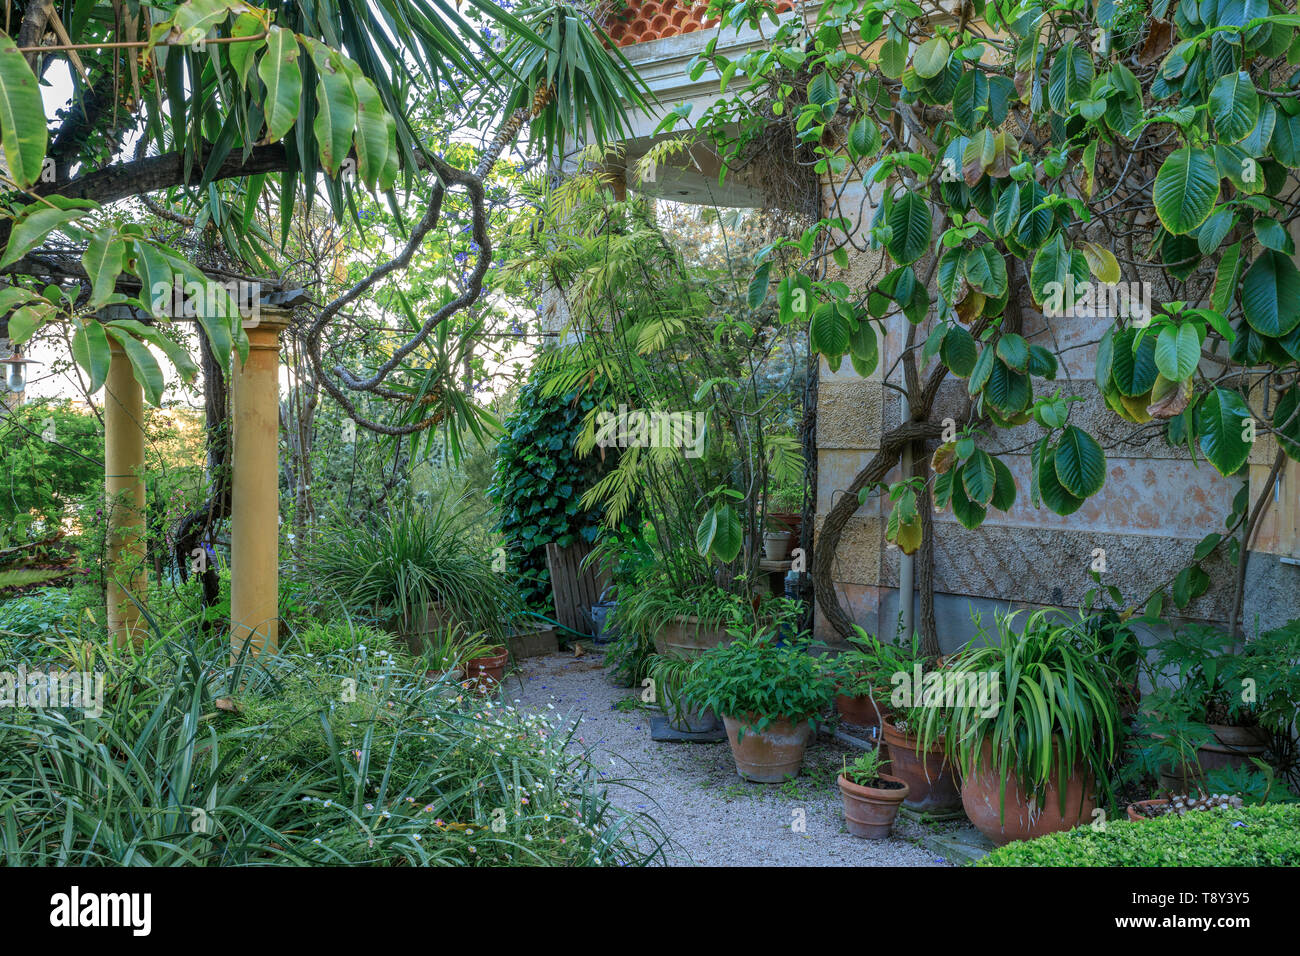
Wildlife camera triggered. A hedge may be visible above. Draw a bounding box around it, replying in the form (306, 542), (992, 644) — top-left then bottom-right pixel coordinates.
(978, 804), (1300, 867)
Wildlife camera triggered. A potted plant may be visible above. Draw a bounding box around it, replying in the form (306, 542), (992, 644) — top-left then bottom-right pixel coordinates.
(1135, 624), (1289, 793)
(648, 653), (718, 733)
(913, 608), (1123, 846)
(837, 748), (909, 838)
(832, 626), (899, 730)
(309, 501), (519, 656)
(681, 631), (834, 782)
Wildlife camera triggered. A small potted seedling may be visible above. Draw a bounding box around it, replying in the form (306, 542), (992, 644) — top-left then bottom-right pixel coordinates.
(837, 748), (909, 839)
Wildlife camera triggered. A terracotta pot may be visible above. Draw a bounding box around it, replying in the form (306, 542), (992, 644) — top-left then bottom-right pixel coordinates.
(880, 721), (961, 811)
(960, 739), (1096, 846)
(654, 615), (733, 659)
(838, 773), (910, 838)
(1159, 723), (1269, 793)
(463, 647), (508, 686)
(1127, 798), (1171, 822)
(722, 714), (813, 782)
(835, 690), (892, 729)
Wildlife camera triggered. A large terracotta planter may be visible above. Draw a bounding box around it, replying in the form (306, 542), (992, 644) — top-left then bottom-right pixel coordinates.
(654, 615), (732, 659)
(838, 773), (910, 838)
(880, 721), (961, 811)
(722, 714), (813, 782)
(1158, 723), (1268, 793)
(836, 689), (892, 729)
(961, 740), (1096, 846)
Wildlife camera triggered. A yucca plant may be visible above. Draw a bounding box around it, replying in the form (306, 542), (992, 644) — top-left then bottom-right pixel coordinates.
(912, 608), (1123, 821)
(308, 498), (521, 646)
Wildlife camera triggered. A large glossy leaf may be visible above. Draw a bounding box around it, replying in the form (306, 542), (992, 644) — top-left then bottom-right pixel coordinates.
(962, 449), (998, 507)
(258, 26), (302, 143)
(105, 327), (165, 407)
(884, 192), (932, 265)
(1241, 250), (1300, 337)
(1197, 387), (1253, 476)
(70, 319), (112, 394)
(1048, 41), (1093, 113)
(1054, 425), (1106, 498)
(1037, 441), (1085, 515)
(0, 197), (96, 269)
(913, 37), (949, 79)
(1153, 148), (1220, 235)
(1109, 328), (1158, 397)
(83, 227), (126, 309)
(1208, 70), (1259, 143)
(1154, 323), (1201, 381)
(0, 37), (48, 188)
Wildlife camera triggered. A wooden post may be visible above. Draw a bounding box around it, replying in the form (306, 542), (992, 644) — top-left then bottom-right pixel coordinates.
(105, 337), (148, 648)
(229, 308), (289, 659)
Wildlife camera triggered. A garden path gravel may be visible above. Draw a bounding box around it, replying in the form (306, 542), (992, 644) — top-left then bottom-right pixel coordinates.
(510, 652), (950, 867)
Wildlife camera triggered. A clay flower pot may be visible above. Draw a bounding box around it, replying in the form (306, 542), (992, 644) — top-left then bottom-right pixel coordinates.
(835, 688), (892, 729)
(880, 721), (961, 811)
(1127, 798), (1172, 822)
(463, 647), (508, 686)
(1159, 723), (1269, 793)
(653, 615), (734, 659)
(838, 773), (910, 838)
(722, 714), (813, 782)
(960, 740), (1096, 846)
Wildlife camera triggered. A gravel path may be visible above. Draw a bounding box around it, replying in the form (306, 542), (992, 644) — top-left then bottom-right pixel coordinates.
(511, 652), (950, 867)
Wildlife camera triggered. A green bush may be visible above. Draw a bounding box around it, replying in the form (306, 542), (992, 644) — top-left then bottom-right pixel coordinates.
(979, 804), (1300, 867)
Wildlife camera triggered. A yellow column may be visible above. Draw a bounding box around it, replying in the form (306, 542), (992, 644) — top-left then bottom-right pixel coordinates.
(105, 339), (148, 648)
(229, 309), (289, 659)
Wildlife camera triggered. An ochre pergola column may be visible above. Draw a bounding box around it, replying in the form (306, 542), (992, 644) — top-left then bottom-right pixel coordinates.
(229, 308), (289, 659)
(105, 337), (148, 648)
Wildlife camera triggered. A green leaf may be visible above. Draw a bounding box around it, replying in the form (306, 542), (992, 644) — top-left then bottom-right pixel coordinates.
(941, 324), (978, 377)
(82, 227), (126, 309)
(104, 327), (165, 406)
(1054, 425), (1106, 498)
(70, 319), (112, 394)
(996, 332), (1029, 372)
(258, 26), (301, 143)
(1110, 327), (1158, 397)
(884, 192), (931, 265)
(1037, 442), (1085, 515)
(1197, 387), (1253, 476)
(0, 36), (48, 188)
(1211, 241), (1242, 317)
(350, 73), (390, 190)
(847, 118), (881, 159)
(968, 343), (995, 395)
(990, 455), (1017, 511)
(305, 39), (358, 176)
(1154, 323), (1201, 381)
(950, 467), (988, 529)
(696, 503), (742, 563)
(1208, 70), (1259, 143)
(985, 358), (1031, 415)
(809, 302), (851, 360)
(748, 262), (771, 310)
(848, 319), (878, 376)
(913, 37), (949, 79)
(1241, 250), (1300, 337)
(1048, 41), (1094, 113)
(0, 197), (97, 269)
(1153, 148), (1220, 235)
(962, 448), (997, 507)
(1274, 386), (1300, 461)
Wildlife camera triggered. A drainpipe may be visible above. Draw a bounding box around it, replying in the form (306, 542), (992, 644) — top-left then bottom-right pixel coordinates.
(898, 391), (914, 642)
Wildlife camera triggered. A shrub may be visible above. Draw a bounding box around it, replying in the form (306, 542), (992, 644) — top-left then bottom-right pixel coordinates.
(682, 632), (834, 730)
(979, 805), (1300, 867)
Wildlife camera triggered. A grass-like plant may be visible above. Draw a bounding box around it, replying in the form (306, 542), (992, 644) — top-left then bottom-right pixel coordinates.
(0, 621), (670, 866)
(308, 498), (520, 644)
(912, 608), (1122, 821)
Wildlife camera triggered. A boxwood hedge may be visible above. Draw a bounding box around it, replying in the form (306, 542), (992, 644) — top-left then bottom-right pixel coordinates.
(978, 804), (1300, 867)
